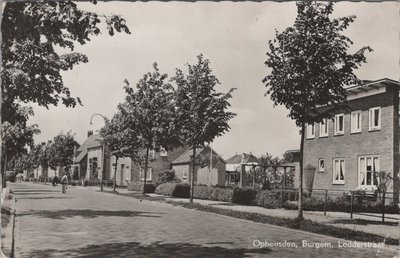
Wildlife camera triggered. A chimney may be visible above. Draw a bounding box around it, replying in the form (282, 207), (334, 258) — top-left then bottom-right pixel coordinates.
(87, 130), (93, 137)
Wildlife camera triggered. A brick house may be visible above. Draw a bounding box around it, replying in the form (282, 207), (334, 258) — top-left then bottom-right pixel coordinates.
(130, 146), (187, 184)
(72, 132), (112, 181)
(171, 146), (226, 186)
(301, 78), (399, 202)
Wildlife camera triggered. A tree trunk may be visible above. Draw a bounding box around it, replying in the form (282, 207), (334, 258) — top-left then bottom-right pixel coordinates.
(142, 147), (150, 196)
(190, 147), (196, 203)
(113, 157), (119, 192)
(2, 151), (7, 188)
(297, 122), (305, 220)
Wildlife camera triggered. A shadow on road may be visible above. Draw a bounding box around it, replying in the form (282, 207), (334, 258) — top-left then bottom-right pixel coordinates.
(13, 190), (61, 195)
(26, 241), (272, 258)
(17, 209), (164, 219)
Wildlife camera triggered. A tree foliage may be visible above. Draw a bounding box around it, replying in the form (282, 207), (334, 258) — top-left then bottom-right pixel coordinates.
(47, 131), (78, 170)
(172, 54), (236, 201)
(1, 1), (131, 120)
(263, 2), (372, 125)
(119, 63), (181, 194)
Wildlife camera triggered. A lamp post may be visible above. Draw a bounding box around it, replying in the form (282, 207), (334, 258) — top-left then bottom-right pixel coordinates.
(90, 113), (107, 192)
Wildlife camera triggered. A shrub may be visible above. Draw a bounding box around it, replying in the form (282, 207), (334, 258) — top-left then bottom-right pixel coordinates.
(256, 191), (281, 208)
(158, 170), (181, 184)
(127, 181), (156, 193)
(155, 183), (190, 198)
(232, 187), (259, 205)
(193, 185), (234, 202)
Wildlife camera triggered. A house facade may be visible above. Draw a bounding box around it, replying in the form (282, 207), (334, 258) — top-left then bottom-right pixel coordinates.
(225, 153), (259, 186)
(130, 146), (187, 184)
(171, 146), (226, 186)
(302, 78), (399, 202)
(72, 132), (112, 181)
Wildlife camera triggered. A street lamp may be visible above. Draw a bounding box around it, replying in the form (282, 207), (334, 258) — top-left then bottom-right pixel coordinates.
(90, 113), (107, 192)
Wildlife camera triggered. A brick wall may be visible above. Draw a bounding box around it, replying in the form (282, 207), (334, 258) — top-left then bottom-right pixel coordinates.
(303, 87), (398, 194)
(130, 146), (187, 184)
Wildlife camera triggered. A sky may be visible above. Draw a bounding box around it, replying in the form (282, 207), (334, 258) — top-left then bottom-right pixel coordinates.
(28, 1), (399, 159)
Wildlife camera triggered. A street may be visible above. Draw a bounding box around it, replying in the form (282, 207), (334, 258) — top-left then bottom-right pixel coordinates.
(11, 182), (398, 258)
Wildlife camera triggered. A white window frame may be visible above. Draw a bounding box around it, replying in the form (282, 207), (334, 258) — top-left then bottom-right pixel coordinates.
(350, 110), (362, 133)
(182, 169), (188, 180)
(358, 156), (379, 187)
(319, 119), (328, 138)
(159, 147), (167, 157)
(369, 107), (381, 131)
(140, 167), (152, 181)
(318, 159), (325, 172)
(332, 158), (345, 184)
(306, 123), (315, 139)
(334, 114), (344, 135)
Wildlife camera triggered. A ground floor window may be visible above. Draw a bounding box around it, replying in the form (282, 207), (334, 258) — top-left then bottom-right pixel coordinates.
(140, 167), (152, 181)
(332, 158), (345, 184)
(358, 156), (379, 186)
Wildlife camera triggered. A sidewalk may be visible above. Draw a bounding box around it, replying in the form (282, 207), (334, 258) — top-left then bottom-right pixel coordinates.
(143, 193), (400, 240)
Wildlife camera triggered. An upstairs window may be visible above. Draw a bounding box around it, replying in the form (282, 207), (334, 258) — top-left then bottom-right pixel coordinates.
(351, 111), (362, 133)
(334, 114), (344, 135)
(319, 119), (328, 137)
(306, 123), (315, 139)
(369, 107), (381, 131)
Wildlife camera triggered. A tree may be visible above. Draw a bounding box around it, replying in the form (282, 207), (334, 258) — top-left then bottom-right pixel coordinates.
(100, 111), (137, 192)
(47, 132), (78, 176)
(1, 106), (40, 186)
(172, 54), (236, 202)
(257, 153), (281, 189)
(121, 63), (181, 195)
(1, 1), (131, 119)
(263, 2), (372, 220)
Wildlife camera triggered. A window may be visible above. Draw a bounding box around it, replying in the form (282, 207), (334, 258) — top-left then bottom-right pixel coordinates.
(182, 169), (188, 180)
(334, 114), (344, 135)
(359, 156), (379, 187)
(140, 167), (152, 181)
(159, 147), (167, 157)
(332, 159), (345, 184)
(318, 159), (325, 172)
(306, 123), (315, 139)
(351, 111), (362, 133)
(369, 107), (381, 131)
(319, 119), (328, 137)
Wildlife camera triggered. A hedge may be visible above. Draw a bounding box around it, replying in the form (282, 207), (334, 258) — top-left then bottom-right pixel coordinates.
(155, 183), (190, 198)
(127, 181), (156, 193)
(193, 185), (234, 202)
(232, 187), (259, 205)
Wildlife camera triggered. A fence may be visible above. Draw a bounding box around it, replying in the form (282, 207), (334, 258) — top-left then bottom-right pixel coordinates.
(278, 187), (398, 222)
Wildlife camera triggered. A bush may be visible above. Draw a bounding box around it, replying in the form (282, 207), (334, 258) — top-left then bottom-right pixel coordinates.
(232, 187), (259, 205)
(127, 181), (156, 193)
(158, 170), (181, 184)
(155, 183), (190, 198)
(193, 185), (234, 202)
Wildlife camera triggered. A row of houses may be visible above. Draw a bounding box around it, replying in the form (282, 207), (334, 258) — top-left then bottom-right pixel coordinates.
(27, 78), (400, 203)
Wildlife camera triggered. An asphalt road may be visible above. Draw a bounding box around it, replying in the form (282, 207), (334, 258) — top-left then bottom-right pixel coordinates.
(10, 182), (399, 258)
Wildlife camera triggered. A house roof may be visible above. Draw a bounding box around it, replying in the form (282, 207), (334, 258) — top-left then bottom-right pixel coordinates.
(74, 134), (102, 163)
(345, 78), (399, 95)
(226, 153), (259, 165)
(172, 146), (226, 164)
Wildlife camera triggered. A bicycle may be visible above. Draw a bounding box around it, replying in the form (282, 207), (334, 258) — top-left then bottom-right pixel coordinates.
(62, 183), (68, 194)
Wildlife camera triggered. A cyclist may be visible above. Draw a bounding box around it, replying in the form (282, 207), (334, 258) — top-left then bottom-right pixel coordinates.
(60, 173), (69, 194)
